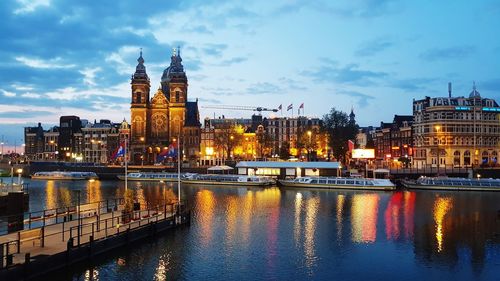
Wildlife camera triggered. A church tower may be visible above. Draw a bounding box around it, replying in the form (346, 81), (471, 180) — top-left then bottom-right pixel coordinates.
(130, 50), (150, 145)
(161, 47), (187, 138)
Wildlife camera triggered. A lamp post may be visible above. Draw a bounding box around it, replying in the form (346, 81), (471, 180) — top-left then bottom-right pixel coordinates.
(307, 130), (312, 161)
(16, 168), (23, 185)
(140, 137), (145, 166)
(74, 190), (81, 246)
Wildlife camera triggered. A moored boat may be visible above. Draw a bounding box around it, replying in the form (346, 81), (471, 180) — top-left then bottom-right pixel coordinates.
(278, 176), (396, 191)
(182, 174), (275, 186)
(31, 171), (98, 180)
(117, 172), (191, 181)
(402, 176), (500, 191)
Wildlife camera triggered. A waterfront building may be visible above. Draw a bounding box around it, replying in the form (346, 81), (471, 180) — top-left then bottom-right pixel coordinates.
(412, 83), (500, 168)
(24, 123), (45, 161)
(129, 48), (201, 165)
(58, 116), (82, 162)
(43, 126), (59, 161)
(263, 116), (322, 158)
(372, 115), (413, 167)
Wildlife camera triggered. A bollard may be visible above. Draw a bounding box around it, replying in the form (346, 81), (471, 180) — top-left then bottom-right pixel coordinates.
(67, 237), (74, 250)
(25, 253), (30, 264)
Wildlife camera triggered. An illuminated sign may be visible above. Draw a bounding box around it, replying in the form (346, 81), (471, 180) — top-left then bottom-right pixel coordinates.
(352, 149), (375, 159)
(482, 107), (500, 112)
(455, 106), (470, 111)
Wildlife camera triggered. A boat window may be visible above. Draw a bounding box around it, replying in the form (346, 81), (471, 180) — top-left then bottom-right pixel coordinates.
(345, 180), (354, 185)
(310, 179), (318, 184)
(318, 179), (327, 184)
(365, 181), (374, 186)
(479, 182), (491, 187)
(451, 181), (461, 186)
(355, 180), (363, 185)
(337, 180), (345, 184)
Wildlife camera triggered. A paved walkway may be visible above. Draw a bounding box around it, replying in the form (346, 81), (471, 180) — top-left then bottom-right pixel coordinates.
(0, 206), (175, 266)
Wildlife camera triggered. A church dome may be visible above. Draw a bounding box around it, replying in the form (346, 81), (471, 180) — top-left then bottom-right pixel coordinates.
(469, 82), (481, 98)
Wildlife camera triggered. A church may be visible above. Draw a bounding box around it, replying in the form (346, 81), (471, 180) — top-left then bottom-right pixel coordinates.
(130, 48), (201, 164)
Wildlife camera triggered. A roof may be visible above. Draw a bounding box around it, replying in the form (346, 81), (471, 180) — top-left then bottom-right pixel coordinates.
(236, 161), (340, 169)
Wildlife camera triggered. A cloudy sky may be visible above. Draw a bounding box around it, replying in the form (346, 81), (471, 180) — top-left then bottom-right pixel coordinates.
(1, 0), (499, 150)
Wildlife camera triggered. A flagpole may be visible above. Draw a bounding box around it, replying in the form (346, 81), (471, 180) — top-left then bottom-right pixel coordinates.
(177, 134), (181, 215)
(124, 137), (128, 191)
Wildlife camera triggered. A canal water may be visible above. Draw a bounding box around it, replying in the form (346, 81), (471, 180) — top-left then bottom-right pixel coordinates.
(7, 178), (500, 280)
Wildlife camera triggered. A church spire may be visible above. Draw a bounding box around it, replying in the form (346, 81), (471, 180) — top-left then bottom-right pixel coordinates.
(132, 49), (149, 81)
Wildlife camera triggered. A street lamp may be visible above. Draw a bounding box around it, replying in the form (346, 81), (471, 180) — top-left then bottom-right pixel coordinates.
(140, 137), (145, 166)
(307, 131), (312, 161)
(16, 168), (23, 185)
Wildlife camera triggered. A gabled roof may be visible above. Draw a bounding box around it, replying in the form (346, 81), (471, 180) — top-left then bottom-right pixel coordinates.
(185, 101), (201, 127)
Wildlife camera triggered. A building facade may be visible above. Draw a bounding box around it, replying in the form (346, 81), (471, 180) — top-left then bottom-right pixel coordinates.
(372, 115), (413, 167)
(129, 48), (200, 164)
(412, 84), (500, 168)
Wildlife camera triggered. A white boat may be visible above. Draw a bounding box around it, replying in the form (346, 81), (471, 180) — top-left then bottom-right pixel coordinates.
(31, 171), (98, 180)
(278, 176), (396, 191)
(402, 176), (500, 191)
(117, 172), (190, 182)
(182, 174), (275, 186)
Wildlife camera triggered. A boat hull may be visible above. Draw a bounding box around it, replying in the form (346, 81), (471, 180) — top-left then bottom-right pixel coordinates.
(403, 182), (500, 192)
(31, 176), (94, 180)
(278, 180), (396, 191)
(117, 175), (179, 182)
(182, 179), (273, 187)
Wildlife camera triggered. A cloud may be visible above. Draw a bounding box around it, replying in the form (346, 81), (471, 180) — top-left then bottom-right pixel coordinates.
(196, 97), (222, 104)
(336, 90), (375, 108)
(355, 38), (394, 57)
(80, 67), (102, 86)
(419, 46), (476, 61)
(0, 110), (53, 118)
(13, 0), (51, 14)
(302, 60), (387, 86)
(217, 56), (248, 66)
(21, 92), (42, 98)
(183, 25), (213, 34)
(1, 89), (16, 97)
(389, 78), (438, 92)
(202, 43), (228, 57)
(246, 82), (283, 95)
(15, 56), (76, 69)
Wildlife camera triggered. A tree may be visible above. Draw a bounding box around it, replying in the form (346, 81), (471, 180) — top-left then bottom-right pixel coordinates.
(323, 108), (358, 164)
(279, 141), (291, 160)
(256, 125), (274, 159)
(297, 129), (320, 161)
(214, 123), (244, 160)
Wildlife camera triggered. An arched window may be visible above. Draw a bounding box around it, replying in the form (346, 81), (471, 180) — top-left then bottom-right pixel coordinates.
(492, 151), (498, 165)
(464, 150), (471, 166)
(482, 151), (489, 165)
(453, 151), (460, 166)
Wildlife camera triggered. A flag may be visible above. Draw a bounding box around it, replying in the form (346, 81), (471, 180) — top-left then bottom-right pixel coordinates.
(167, 141), (178, 157)
(278, 104), (282, 110)
(156, 147), (169, 162)
(112, 143), (125, 159)
(299, 103), (304, 109)
(287, 104), (293, 111)
(347, 140), (355, 152)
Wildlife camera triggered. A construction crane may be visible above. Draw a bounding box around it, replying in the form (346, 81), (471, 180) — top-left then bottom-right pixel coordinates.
(202, 105), (278, 113)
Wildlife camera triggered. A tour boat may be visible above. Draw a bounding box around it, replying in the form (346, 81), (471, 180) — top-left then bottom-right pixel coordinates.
(182, 174), (275, 186)
(31, 171), (98, 180)
(278, 176), (396, 191)
(117, 172), (190, 182)
(402, 176), (500, 191)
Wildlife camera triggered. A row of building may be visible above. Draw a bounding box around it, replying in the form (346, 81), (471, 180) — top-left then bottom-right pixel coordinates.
(357, 83), (500, 168)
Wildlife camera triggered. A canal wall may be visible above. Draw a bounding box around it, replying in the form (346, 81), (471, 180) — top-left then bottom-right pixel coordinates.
(0, 212), (190, 280)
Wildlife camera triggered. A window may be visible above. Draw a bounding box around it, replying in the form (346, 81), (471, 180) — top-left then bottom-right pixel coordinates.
(175, 90), (180, 102)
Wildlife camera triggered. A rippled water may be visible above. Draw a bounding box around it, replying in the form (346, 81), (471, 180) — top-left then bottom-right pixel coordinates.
(10, 178), (500, 280)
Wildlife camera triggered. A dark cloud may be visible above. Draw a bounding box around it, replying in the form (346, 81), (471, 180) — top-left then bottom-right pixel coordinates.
(218, 57), (248, 66)
(355, 38), (394, 57)
(419, 46), (476, 61)
(389, 78), (438, 92)
(0, 110), (53, 118)
(302, 60), (387, 86)
(336, 91), (375, 108)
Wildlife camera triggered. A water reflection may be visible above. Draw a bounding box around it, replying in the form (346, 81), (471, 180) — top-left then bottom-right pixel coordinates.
(351, 194), (379, 243)
(433, 197), (453, 253)
(17, 179), (500, 280)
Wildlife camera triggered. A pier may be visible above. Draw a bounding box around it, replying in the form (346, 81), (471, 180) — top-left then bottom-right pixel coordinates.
(0, 198), (190, 280)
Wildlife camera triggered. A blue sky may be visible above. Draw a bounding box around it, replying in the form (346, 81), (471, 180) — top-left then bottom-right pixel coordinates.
(1, 0), (500, 149)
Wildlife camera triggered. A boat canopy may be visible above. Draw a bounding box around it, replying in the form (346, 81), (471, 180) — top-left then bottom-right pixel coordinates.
(207, 165), (234, 171)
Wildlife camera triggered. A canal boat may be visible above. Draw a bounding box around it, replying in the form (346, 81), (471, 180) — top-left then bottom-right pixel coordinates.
(402, 176), (500, 191)
(31, 171), (98, 180)
(117, 172), (191, 182)
(182, 174), (275, 186)
(278, 176), (396, 191)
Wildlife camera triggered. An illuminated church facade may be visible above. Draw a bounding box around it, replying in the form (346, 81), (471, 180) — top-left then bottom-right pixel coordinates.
(130, 48), (201, 164)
